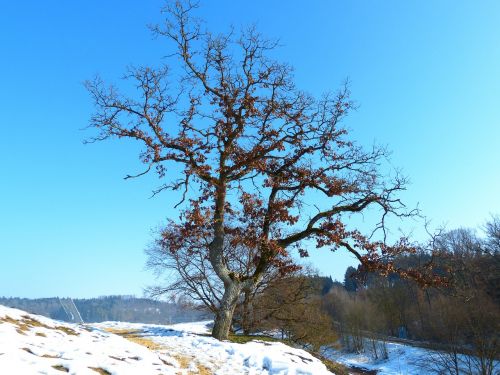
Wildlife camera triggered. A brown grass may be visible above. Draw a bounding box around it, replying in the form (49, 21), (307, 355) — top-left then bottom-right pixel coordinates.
(104, 328), (140, 335)
(0, 316), (18, 325)
(1, 315), (50, 333)
(1, 315), (79, 336)
(22, 347), (61, 359)
(88, 367), (112, 375)
(22, 347), (35, 355)
(108, 355), (126, 361)
(196, 363), (213, 375)
(228, 333), (281, 344)
(308, 353), (350, 375)
(52, 365), (69, 372)
(42, 353), (61, 358)
(172, 354), (191, 368)
(171, 353), (213, 375)
(54, 326), (79, 336)
(104, 328), (162, 350)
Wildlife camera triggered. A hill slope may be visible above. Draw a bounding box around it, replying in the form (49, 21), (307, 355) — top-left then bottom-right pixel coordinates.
(0, 305), (332, 374)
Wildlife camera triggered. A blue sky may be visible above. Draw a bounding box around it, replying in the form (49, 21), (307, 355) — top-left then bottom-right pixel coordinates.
(1, 1), (499, 298)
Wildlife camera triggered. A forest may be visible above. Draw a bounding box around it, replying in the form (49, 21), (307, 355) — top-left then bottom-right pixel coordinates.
(0, 295), (208, 324)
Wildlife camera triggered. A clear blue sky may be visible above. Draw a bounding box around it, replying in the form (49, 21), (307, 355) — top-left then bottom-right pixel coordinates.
(1, 1), (499, 298)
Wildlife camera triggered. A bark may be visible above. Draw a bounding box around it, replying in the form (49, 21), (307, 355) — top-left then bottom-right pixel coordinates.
(241, 289), (252, 335)
(208, 181), (236, 340)
(212, 281), (242, 340)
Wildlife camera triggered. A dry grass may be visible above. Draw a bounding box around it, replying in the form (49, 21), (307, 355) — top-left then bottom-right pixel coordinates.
(108, 355), (126, 361)
(228, 333), (280, 344)
(52, 365), (69, 372)
(172, 354), (191, 368)
(21, 315), (50, 327)
(196, 363), (213, 375)
(88, 367), (112, 375)
(171, 353), (213, 375)
(54, 326), (79, 336)
(127, 336), (163, 350)
(104, 328), (163, 350)
(319, 357), (350, 375)
(22, 347), (35, 355)
(22, 347), (61, 359)
(0, 315), (79, 336)
(42, 353), (61, 359)
(1, 315), (50, 334)
(0, 316), (19, 325)
(104, 328), (140, 335)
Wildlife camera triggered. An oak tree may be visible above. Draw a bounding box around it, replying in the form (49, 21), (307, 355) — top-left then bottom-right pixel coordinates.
(86, 0), (440, 340)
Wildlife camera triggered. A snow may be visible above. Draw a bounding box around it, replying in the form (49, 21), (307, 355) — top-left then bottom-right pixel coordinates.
(322, 339), (500, 375)
(0, 305), (181, 374)
(323, 342), (430, 375)
(0, 305), (332, 374)
(94, 320), (331, 375)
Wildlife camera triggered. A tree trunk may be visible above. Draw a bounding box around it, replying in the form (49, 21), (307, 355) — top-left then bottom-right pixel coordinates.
(212, 281), (242, 340)
(241, 289), (252, 335)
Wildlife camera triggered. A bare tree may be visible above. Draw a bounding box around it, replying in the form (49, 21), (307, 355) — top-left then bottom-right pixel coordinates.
(86, 0), (442, 340)
(145, 222), (294, 321)
(248, 271), (338, 351)
(145, 224), (224, 313)
(484, 215), (500, 253)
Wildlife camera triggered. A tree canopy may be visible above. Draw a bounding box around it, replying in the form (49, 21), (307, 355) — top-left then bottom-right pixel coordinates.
(86, 0), (443, 340)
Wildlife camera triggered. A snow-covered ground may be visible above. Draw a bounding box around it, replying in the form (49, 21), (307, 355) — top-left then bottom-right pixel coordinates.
(323, 342), (430, 375)
(323, 339), (500, 375)
(0, 305), (332, 374)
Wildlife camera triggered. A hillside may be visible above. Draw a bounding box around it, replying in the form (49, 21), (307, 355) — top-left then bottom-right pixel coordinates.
(0, 305), (332, 374)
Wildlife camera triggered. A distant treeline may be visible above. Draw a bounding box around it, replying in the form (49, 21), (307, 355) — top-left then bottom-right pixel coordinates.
(322, 219), (500, 374)
(0, 295), (210, 324)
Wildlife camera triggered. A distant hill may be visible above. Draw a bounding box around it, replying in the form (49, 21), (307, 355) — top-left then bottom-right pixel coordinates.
(0, 296), (210, 324)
